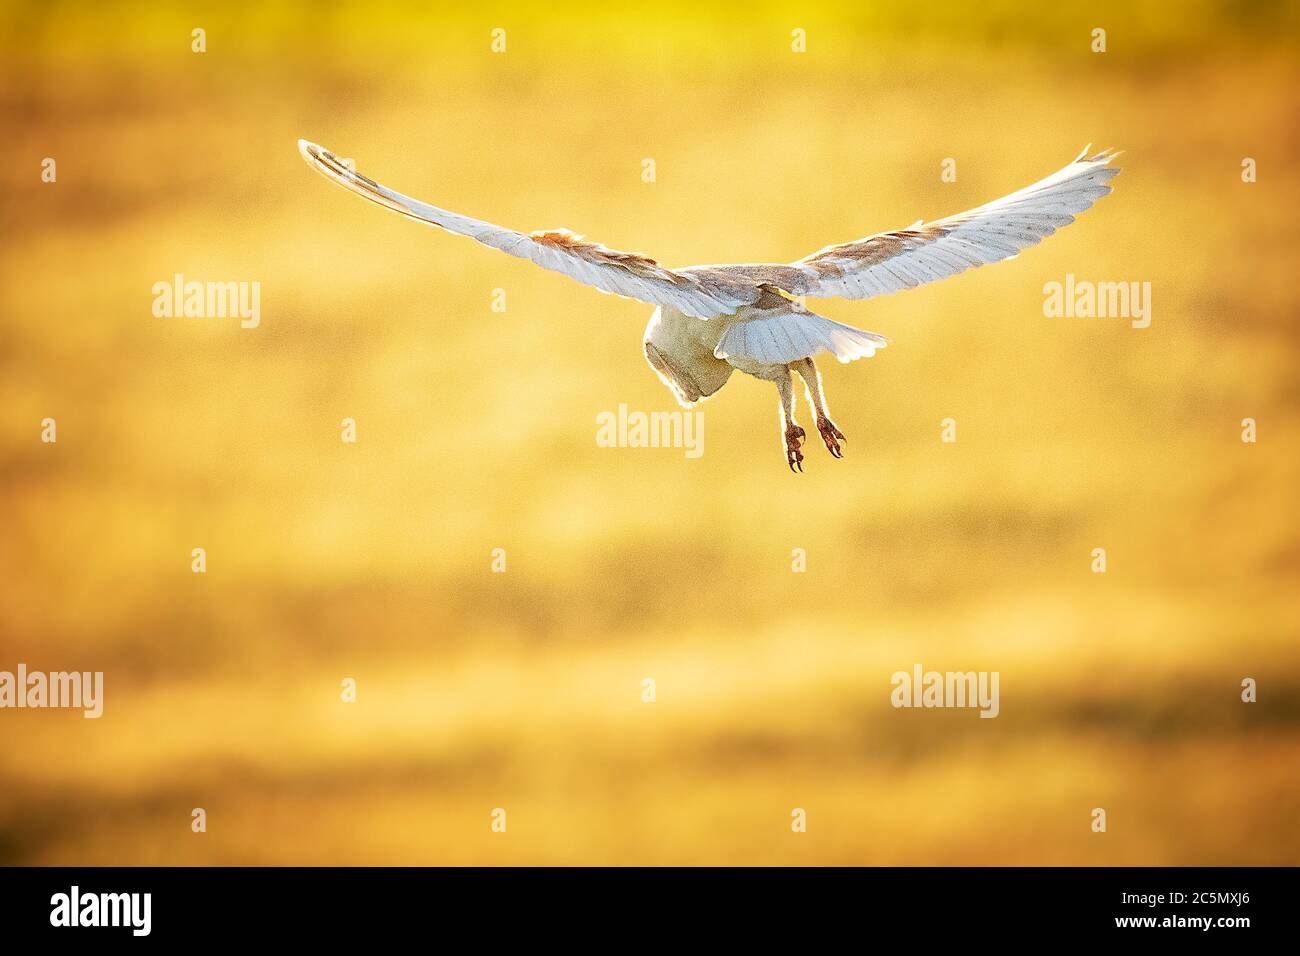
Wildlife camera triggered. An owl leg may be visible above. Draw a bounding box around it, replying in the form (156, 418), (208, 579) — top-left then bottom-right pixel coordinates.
(794, 357), (845, 458)
(776, 366), (805, 473)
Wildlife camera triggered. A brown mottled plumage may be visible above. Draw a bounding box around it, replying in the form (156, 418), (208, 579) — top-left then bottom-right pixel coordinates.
(529, 229), (686, 284)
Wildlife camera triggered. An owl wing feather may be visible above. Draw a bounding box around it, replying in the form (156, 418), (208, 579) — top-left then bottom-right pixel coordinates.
(779, 148), (1121, 301)
(298, 140), (758, 319)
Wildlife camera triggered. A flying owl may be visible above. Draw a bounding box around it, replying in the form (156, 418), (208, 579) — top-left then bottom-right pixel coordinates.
(299, 139), (1119, 471)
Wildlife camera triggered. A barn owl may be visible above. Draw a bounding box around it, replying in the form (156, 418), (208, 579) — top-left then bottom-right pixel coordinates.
(299, 140), (1119, 471)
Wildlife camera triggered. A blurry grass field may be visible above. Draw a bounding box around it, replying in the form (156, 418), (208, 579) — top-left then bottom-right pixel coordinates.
(1, 0), (1298, 864)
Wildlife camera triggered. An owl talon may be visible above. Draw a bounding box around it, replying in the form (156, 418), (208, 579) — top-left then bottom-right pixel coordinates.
(817, 417), (846, 458)
(785, 425), (806, 473)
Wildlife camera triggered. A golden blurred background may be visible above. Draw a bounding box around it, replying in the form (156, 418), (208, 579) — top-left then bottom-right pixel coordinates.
(1, 0), (1298, 864)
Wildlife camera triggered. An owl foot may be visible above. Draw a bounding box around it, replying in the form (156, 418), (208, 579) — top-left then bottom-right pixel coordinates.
(785, 424), (806, 473)
(817, 417), (845, 458)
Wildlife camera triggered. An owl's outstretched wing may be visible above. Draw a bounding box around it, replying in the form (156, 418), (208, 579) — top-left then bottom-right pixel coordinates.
(298, 139), (758, 319)
(779, 148), (1121, 301)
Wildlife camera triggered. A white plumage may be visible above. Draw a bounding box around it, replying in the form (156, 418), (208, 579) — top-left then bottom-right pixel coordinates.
(299, 139), (1120, 470)
(714, 310), (888, 365)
